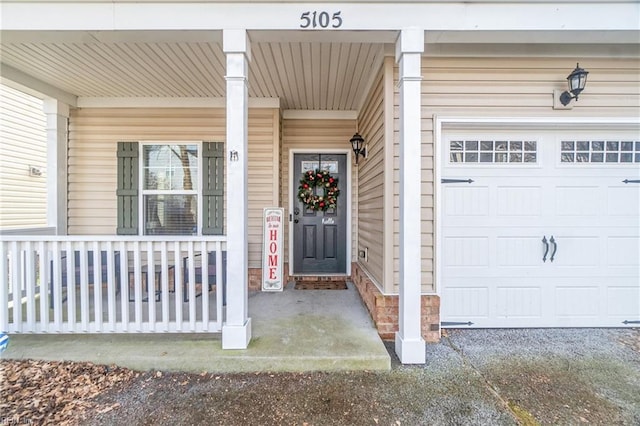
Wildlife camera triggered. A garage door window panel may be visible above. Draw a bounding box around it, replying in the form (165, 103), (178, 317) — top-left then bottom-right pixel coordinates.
(450, 140), (537, 164)
(560, 140), (639, 163)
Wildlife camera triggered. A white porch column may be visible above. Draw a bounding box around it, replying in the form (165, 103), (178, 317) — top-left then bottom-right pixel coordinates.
(42, 99), (69, 235)
(395, 28), (426, 364)
(222, 29), (252, 349)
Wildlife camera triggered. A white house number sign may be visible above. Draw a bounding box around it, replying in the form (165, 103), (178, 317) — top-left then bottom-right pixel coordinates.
(300, 11), (343, 28)
(262, 208), (284, 291)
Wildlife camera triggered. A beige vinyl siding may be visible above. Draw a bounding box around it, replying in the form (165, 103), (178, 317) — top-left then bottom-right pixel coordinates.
(68, 107), (278, 267)
(0, 84), (47, 230)
(247, 109), (280, 267)
(281, 119), (356, 268)
(392, 56), (640, 294)
(356, 66), (385, 288)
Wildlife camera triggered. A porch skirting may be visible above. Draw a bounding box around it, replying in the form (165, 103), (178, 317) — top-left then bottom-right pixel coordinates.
(351, 263), (440, 343)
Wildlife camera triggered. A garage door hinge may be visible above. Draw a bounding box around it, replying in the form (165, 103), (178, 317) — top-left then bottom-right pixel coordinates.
(622, 179), (640, 184)
(441, 178), (474, 184)
(622, 320), (640, 324)
(441, 321), (474, 327)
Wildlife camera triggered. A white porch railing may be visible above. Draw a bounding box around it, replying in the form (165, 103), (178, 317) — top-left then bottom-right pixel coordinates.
(1, 236), (226, 334)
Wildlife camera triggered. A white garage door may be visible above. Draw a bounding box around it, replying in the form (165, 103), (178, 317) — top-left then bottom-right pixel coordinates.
(440, 128), (640, 328)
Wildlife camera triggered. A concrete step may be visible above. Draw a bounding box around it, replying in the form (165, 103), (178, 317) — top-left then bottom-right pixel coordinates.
(1, 282), (391, 373)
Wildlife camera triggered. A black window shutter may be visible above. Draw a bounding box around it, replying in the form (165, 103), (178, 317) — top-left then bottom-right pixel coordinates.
(202, 142), (224, 235)
(117, 141), (139, 235)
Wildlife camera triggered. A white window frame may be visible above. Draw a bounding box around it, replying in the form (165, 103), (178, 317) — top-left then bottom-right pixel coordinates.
(138, 141), (203, 236)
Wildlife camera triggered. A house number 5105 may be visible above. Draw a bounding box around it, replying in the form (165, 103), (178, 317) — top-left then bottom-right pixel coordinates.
(300, 11), (343, 29)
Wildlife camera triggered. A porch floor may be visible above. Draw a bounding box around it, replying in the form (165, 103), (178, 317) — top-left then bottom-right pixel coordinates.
(1, 282), (391, 372)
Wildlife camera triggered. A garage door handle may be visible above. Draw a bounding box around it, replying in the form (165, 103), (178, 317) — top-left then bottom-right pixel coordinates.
(542, 236), (549, 262)
(550, 236), (557, 262)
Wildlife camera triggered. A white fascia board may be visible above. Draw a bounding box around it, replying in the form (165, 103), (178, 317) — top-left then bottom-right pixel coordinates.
(77, 97), (280, 108)
(2, 2), (639, 32)
(436, 116), (640, 130)
(0, 63), (77, 106)
(282, 110), (358, 120)
(425, 43), (640, 58)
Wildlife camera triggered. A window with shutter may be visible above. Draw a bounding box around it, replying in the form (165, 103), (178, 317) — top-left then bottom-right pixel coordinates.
(116, 141), (224, 236)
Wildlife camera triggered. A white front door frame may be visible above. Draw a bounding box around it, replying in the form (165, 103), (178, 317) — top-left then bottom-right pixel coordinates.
(288, 148), (353, 277)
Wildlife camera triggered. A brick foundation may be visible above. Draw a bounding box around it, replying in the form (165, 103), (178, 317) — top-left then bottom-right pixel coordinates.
(247, 264), (292, 291)
(351, 262), (441, 343)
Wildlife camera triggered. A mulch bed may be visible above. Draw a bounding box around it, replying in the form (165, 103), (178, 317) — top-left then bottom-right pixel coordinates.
(294, 280), (347, 290)
(0, 359), (137, 425)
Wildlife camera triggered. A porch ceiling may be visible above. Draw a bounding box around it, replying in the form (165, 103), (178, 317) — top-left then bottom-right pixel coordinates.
(0, 30), (386, 111)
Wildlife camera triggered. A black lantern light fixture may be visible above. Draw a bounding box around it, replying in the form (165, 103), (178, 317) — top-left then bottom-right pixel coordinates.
(350, 132), (366, 164)
(559, 63), (589, 106)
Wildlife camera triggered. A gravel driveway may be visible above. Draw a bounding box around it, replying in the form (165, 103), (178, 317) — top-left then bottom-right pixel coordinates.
(87, 328), (640, 425)
(3, 328), (639, 425)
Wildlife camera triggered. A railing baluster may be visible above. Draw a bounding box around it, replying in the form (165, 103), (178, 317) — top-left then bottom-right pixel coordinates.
(65, 241), (75, 332)
(216, 241), (224, 330)
(119, 241), (129, 331)
(25, 242), (36, 330)
(52, 242), (62, 331)
(133, 241), (142, 331)
(201, 240), (209, 332)
(79, 241), (89, 332)
(106, 241), (116, 332)
(11, 241), (22, 333)
(187, 241), (196, 331)
(147, 241), (156, 331)
(38, 241), (48, 331)
(174, 242), (183, 331)
(93, 241), (102, 332)
(160, 242), (169, 332)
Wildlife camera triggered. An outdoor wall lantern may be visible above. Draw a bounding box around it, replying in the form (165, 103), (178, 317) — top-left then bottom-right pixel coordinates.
(559, 63), (589, 106)
(350, 132), (366, 164)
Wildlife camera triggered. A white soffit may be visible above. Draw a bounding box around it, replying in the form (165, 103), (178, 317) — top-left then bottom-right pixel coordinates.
(0, 33), (384, 110)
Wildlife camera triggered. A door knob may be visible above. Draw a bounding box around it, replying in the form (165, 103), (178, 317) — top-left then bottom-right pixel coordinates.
(294, 219), (299, 223)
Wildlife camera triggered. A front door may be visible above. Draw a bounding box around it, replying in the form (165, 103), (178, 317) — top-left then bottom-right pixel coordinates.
(293, 153), (347, 274)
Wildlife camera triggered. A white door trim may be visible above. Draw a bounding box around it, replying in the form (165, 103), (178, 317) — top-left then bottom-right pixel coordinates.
(434, 116), (640, 300)
(288, 148), (353, 276)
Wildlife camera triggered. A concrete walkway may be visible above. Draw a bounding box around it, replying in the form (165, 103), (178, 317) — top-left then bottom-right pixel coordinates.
(1, 282), (391, 372)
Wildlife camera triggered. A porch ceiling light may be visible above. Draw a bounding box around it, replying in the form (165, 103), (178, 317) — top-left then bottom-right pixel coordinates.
(350, 132), (366, 164)
(559, 63), (589, 106)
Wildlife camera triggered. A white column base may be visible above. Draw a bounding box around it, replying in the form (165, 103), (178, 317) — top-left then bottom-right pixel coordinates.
(395, 331), (426, 364)
(222, 318), (252, 349)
